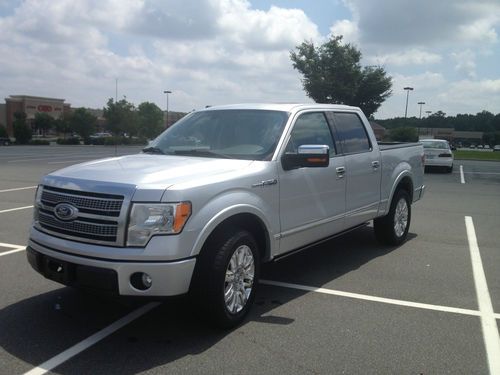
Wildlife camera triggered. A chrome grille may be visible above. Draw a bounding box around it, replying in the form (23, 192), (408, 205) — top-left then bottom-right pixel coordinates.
(41, 187), (122, 216)
(36, 186), (125, 245)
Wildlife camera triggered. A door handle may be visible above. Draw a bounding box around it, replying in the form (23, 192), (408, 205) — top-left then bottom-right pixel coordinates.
(372, 161), (380, 169)
(336, 166), (346, 178)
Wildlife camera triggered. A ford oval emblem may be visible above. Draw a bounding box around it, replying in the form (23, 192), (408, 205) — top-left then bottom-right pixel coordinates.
(54, 203), (79, 221)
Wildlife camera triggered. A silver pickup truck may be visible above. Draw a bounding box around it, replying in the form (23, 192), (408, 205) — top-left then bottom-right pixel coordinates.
(27, 103), (425, 327)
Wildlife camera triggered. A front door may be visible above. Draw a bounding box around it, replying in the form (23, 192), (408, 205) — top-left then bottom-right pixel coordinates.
(278, 111), (346, 255)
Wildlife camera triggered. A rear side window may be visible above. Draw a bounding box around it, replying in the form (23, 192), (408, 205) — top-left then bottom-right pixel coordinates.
(285, 112), (336, 155)
(331, 112), (371, 154)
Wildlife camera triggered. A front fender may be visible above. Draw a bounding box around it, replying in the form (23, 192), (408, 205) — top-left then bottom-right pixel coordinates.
(189, 190), (277, 258)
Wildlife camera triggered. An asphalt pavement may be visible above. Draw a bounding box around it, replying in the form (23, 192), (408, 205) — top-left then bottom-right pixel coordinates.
(0, 145), (499, 374)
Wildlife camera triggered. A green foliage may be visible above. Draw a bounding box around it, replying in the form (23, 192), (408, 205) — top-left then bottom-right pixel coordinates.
(28, 139), (50, 145)
(33, 113), (54, 136)
(13, 111), (32, 144)
(103, 98), (138, 136)
(137, 102), (164, 139)
(388, 127), (418, 142)
(0, 124), (8, 138)
(54, 117), (72, 136)
(70, 108), (97, 140)
(290, 35), (392, 117)
(56, 137), (81, 145)
(377, 110), (500, 137)
(454, 150), (500, 161)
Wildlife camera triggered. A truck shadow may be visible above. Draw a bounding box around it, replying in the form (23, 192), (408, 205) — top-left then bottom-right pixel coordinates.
(0, 226), (416, 373)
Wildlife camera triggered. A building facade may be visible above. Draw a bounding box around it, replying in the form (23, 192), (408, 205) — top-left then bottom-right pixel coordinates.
(2, 95), (71, 137)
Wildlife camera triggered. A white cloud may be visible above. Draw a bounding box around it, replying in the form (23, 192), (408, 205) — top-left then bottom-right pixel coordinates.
(366, 49), (442, 67)
(451, 50), (476, 78)
(438, 79), (500, 114)
(329, 19), (359, 44)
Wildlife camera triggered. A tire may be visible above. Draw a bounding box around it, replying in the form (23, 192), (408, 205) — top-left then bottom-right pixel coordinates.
(374, 189), (411, 246)
(447, 165), (453, 173)
(191, 229), (260, 328)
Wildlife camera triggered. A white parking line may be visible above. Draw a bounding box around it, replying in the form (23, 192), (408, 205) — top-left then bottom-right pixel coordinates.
(460, 165), (465, 184)
(0, 186), (37, 193)
(0, 205), (33, 214)
(465, 216), (500, 375)
(261, 279), (485, 317)
(0, 242), (26, 256)
(24, 302), (161, 375)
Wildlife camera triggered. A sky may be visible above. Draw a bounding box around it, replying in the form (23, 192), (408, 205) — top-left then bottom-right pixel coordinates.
(0, 0), (499, 119)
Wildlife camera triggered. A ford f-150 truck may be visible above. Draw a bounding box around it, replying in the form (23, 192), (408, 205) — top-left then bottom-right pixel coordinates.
(27, 103), (425, 327)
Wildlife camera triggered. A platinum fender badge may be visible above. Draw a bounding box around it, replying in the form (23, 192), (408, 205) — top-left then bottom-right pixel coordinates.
(54, 203), (79, 221)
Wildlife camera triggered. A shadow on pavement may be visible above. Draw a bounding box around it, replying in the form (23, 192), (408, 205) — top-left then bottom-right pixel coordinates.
(0, 225), (416, 373)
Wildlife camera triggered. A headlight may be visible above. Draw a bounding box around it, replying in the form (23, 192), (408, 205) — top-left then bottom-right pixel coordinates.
(127, 202), (191, 246)
(33, 184), (43, 222)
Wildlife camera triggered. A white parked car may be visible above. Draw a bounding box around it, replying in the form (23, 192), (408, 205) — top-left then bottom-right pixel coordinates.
(421, 139), (454, 173)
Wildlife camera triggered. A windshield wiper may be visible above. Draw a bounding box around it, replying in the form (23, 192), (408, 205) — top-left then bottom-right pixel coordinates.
(142, 146), (165, 155)
(172, 149), (231, 159)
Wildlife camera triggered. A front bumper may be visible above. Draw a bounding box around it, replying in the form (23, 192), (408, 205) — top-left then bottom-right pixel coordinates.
(27, 240), (196, 297)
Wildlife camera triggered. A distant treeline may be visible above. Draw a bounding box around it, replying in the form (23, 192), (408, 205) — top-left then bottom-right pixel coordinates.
(376, 110), (500, 133)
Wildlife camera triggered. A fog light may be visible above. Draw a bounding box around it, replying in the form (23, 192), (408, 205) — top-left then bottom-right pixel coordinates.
(130, 272), (153, 290)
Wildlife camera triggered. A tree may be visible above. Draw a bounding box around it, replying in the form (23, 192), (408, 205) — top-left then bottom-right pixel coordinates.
(388, 127), (418, 142)
(70, 108), (97, 140)
(290, 35), (392, 117)
(0, 124), (8, 138)
(103, 98), (138, 136)
(137, 102), (164, 139)
(33, 112), (54, 137)
(13, 111), (32, 144)
(54, 117), (72, 138)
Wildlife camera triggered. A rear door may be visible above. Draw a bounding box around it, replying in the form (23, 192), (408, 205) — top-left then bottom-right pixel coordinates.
(327, 111), (382, 228)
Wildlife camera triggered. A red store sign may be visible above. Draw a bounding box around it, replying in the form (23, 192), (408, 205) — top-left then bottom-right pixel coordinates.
(37, 105), (53, 112)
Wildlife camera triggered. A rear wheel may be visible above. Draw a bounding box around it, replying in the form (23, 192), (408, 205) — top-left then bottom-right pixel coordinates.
(191, 230), (260, 328)
(374, 189), (411, 246)
(446, 165), (453, 173)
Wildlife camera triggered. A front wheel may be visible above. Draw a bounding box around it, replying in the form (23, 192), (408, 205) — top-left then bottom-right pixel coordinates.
(374, 190), (411, 246)
(191, 230), (260, 328)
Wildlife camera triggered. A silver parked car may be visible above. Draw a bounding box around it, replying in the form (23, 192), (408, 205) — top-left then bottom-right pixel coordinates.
(421, 139), (454, 173)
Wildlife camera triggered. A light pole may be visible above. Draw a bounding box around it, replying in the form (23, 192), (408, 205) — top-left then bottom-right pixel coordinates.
(163, 90), (172, 128)
(417, 101), (425, 119)
(425, 110), (432, 117)
(404, 87), (414, 118)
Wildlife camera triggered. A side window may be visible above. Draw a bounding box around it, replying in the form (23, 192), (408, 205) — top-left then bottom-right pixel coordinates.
(285, 112), (336, 155)
(332, 112), (371, 154)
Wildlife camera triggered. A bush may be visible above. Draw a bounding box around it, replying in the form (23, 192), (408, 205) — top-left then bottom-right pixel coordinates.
(0, 125), (8, 138)
(84, 136), (148, 146)
(28, 139), (50, 145)
(56, 137), (81, 145)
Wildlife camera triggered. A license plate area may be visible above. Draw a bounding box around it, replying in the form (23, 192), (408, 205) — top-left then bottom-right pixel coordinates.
(43, 256), (74, 284)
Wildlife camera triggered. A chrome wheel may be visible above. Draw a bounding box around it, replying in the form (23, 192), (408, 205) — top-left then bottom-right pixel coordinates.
(224, 245), (255, 314)
(394, 197), (408, 238)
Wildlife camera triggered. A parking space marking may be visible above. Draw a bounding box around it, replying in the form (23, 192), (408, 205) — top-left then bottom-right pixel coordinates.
(261, 280), (485, 317)
(0, 205), (33, 214)
(0, 186), (37, 193)
(465, 216), (500, 375)
(0, 242), (26, 256)
(460, 165), (465, 184)
(24, 302), (161, 375)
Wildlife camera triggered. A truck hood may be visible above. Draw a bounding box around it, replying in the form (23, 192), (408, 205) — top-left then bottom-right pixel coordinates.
(46, 154), (255, 190)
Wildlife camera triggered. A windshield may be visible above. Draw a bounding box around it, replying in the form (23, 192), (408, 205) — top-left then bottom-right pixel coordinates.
(145, 109), (289, 160)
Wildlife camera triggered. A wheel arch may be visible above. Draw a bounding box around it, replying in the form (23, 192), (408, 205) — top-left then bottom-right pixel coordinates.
(191, 206), (273, 263)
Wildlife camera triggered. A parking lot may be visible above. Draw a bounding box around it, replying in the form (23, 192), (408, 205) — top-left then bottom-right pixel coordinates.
(1, 145), (499, 374)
